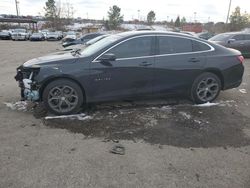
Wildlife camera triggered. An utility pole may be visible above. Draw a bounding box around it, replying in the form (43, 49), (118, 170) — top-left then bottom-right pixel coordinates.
(226, 0), (232, 24)
(15, 0), (19, 17)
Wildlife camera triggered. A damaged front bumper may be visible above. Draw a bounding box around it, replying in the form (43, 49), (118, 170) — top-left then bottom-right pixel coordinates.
(15, 66), (40, 101)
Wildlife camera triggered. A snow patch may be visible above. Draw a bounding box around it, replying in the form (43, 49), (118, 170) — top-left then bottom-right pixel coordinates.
(179, 111), (191, 119)
(239, 89), (247, 94)
(194, 102), (219, 107)
(4, 101), (29, 111)
(45, 113), (92, 121)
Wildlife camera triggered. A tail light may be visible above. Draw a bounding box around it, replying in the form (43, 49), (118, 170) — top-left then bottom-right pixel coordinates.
(237, 55), (244, 64)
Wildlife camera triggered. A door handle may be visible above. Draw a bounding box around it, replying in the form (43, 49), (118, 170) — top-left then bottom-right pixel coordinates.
(139, 61), (152, 66)
(188, 58), (200, 63)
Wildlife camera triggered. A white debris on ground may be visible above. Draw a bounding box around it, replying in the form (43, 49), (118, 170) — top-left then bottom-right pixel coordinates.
(239, 89), (247, 94)
(194, 119), (202, 124)
(161, 106), (173, 110)
(179, 111), (191, 120)
(194, 102), (220, 107)
(45, 113), (92, 121)
(4, 101), (29, 111)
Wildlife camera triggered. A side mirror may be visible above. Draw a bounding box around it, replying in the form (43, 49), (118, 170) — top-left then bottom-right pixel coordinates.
(98, 53), (116, 62)
(228, 39), (236, 44)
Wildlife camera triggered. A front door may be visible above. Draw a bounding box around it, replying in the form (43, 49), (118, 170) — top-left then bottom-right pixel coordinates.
(89, 35), (155, 102)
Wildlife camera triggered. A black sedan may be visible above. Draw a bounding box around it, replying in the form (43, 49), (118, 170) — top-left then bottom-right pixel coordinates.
(62, 32), (103, 47)
(209, 32), (250, 57)
(0, 30), (11, 40)
(15, 31), (244, 115)
(29, 33), (45, 41)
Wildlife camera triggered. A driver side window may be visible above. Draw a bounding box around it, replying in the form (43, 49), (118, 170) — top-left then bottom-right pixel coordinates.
(108, 36), (153, 59)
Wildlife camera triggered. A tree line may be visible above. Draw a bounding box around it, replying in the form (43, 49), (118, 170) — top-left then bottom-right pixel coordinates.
(44, 0), (250, 31)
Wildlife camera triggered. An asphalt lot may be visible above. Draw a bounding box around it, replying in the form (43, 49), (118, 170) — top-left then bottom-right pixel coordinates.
(0, 40), (250, 188)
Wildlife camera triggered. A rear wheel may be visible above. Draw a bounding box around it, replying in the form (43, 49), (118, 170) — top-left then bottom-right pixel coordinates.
(191, 72), (221, 104)
(42, 79), (84, 115)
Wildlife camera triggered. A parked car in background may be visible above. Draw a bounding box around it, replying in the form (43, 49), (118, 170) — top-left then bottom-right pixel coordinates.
(55, 31), (63, 40)
(63, 35), (109, 51)
(209, 32), (250, 57)
(46, 32), (61, 41)
(41, 29), (49, 39)
(180, 31), (197, 37)
(30, 33), (45, 41)
(15, 31), (244, 115)
(0, 30), (11, 40)
(62, 31), (77, 42)
(11, 29), (29, 40)
(62, 32), (104, 47)
(197, 32), (215, 40)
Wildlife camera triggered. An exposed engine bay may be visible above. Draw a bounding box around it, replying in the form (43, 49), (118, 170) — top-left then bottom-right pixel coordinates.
(14, 66), (40, 101)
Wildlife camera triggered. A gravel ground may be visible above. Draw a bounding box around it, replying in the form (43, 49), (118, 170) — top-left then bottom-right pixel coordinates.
(0, 40), (250, 188)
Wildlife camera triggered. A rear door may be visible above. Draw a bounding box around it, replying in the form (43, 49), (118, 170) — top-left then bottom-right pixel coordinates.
(228, 34), (245, 53)
(154, 35), (209, 95)
(89, 35), (155, 101)
(243, 34), (250, 57)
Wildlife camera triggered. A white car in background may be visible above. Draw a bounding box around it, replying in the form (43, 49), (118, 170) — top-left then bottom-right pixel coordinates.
(11, 29), (29, 40)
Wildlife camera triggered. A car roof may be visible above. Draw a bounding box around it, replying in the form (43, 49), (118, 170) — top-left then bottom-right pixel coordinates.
(114, 30), (200, 39)
(218, 32), (250, 36)
(116, 30), (192, 37)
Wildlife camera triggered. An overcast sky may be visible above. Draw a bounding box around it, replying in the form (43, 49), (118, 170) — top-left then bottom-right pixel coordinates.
(0, 0), (250, 23)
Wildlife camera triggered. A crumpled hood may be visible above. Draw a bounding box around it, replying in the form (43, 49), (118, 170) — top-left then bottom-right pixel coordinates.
(23, 52), (78, 67)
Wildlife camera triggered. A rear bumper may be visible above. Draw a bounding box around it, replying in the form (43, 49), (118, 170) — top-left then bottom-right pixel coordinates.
(222, 64), (244, 90)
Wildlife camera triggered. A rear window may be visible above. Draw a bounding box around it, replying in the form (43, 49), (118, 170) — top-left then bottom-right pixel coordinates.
(192, 40), (211, 51)
(159, 36), (193, 54)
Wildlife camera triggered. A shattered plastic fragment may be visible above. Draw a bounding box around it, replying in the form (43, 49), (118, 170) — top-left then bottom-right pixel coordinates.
(239, 89), (247, 94)
(110, 144), (125, 155)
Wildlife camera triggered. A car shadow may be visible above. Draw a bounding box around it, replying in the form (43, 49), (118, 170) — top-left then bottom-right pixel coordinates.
(43, 99), (250, 148)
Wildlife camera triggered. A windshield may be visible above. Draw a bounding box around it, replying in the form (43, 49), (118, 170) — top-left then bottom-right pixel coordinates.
(13, 29), (26, 33)
(81, 35), (122, 57)
(210, 34), (231, 41)
(33, 33), (42, 36)
(67, 31), (75, 35)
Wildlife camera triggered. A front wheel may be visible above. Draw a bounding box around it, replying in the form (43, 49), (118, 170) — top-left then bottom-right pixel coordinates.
(42, 79), (84, 115)
(191, 72), (221, 104)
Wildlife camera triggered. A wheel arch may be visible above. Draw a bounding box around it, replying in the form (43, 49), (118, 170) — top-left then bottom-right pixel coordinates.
(203, 68), (224, 89)
(39, 75), (87, 102)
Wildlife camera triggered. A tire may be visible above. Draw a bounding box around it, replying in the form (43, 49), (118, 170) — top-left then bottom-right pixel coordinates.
(190, 72), (221, 104)
(42, 79), (84, 115)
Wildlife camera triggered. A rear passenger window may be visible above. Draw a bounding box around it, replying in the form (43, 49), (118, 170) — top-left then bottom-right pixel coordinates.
(244, 34), (250, 40)
(159, 36), (193, 54)
(232, 35), (244, 40)
(192, 40), (211, 51)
